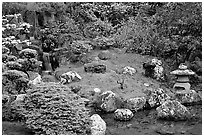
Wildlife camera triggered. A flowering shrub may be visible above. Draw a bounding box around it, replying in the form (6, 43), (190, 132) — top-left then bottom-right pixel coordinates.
(15, 83), (91, 135)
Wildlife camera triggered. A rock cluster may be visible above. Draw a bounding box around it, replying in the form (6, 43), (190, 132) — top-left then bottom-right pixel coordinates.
(175, 90), (201, 105)
(146, 88), (171, 108)
(156, 100), (191, 121)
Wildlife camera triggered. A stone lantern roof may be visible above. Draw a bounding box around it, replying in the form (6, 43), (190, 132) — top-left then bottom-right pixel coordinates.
(170, 64), (195, 76)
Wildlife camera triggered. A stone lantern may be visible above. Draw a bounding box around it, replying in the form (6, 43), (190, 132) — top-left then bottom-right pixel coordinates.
(170, 64), (195, 94)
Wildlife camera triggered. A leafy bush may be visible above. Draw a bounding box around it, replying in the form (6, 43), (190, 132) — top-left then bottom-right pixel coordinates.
(16, 58), (42, 72)
(5, 61), (23, 70)
(15, 83), (91, 135)
(2, 69), (28, 81)
(19, 48), (38, 59)
(2, 70), (29, 95)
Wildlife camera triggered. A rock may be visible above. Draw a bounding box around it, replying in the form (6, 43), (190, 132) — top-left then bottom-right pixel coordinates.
(175, 90), (202, 105)
(70, 85), (82, 93)
(123, 66), (137, 75)
(27, 71), (39, 80)
(146, 88), (171, 108)
(94, 88), (101, 93)
(90, 114), (106, 135)
(154, 65), (164, 81)
(124, 97), (146, 112)
(114, 109), (134, 121)
(156, 100), (191, 121)
(84, 61), (106, 73)
(143, 58), (165, 81)
(98, 50), (111, 60)
(60, 71), (82, 84)
(28, 74), (42, 86)
(144, 83), (150, 87)
(96, 91), (121, 112)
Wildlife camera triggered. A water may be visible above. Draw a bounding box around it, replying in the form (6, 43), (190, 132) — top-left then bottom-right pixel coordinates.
(98, 105), (202, 135)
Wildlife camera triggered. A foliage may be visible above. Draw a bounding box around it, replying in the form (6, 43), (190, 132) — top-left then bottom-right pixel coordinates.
(14, 83), (91, 135)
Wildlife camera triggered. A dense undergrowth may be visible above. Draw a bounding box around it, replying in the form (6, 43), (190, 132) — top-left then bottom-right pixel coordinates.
(2, 2), (202, 67)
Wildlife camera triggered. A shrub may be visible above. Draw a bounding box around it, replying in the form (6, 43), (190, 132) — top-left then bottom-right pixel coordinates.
(15, 83), (91, 135)
(19, 48), (38, 59)
(2, 70), (29, 95)
(2, 69), (28, 81)
(5, 61), (23, 70)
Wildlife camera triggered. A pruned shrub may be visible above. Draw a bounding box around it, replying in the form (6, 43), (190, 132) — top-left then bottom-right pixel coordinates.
(19, 48), (38, 59)
(15, 83), (92, 135)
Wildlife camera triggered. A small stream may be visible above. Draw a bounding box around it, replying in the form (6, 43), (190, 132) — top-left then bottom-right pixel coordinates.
(98, 105), (202, 135)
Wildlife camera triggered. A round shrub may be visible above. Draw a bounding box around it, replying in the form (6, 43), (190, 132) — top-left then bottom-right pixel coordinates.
(5, 61), (23, 70)
(16, 58), (31, 71)
(19, 48), (38, 59)
(16, 83), (92, 135)
(2, 54), (18, 63)
(2, 69), (28, 81)
(2, 70), (29, 95)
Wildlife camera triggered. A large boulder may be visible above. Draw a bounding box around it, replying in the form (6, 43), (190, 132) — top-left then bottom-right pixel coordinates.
(124, 97), (146, 112)
(90, 114), (106, 135)
(98, 50), (111, 60)
(94, 91), (122, 112)
(175, 90), (202, 105)
(84, 61), (106, 73)
(114, 109), (134, 121)
(156, 100), (191, 121)
(146, 88), (171, 109)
